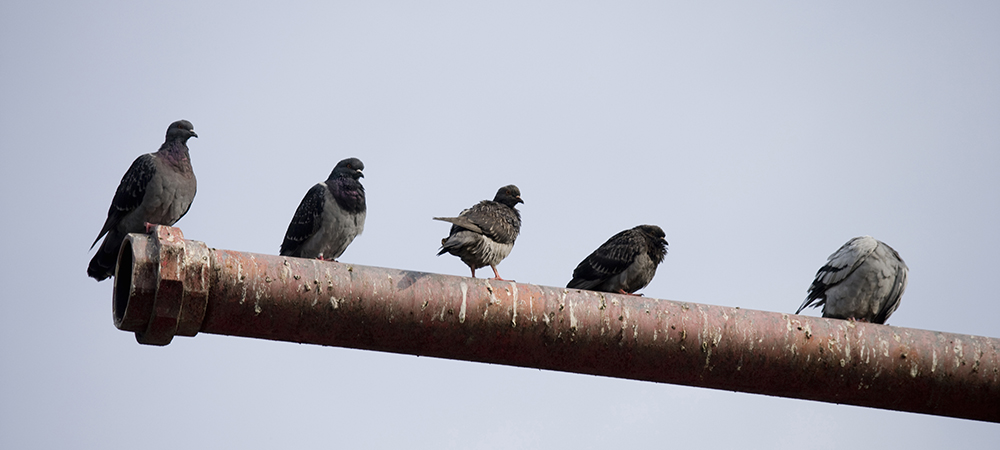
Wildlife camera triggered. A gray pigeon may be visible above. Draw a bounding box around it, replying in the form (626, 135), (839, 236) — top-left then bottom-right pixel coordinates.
(567, 225), (668, 295)
(435, 185), (523, 280)
(280, 158), (366, 260)
(88, 120), (198, 281)
(796, 236), (908, 324)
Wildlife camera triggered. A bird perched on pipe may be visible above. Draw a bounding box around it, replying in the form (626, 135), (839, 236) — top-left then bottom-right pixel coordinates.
(435, 185), (523, 280)
(796, 236), (908, 324)
(280, 157), (366, 261)
(567, 225), (668, 296)
(88, 120), (198, 281)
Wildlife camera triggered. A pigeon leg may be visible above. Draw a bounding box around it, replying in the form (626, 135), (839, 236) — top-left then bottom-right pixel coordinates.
(618, 289), (643, 296)
(314, 253), (337, 262)
(469, 266), (477, 278)
(145, 222), (156, 233)
(489, 265), (514, 282)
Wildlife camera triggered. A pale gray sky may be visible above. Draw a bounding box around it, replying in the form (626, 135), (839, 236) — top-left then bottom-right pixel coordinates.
(2, 1), (998, 448)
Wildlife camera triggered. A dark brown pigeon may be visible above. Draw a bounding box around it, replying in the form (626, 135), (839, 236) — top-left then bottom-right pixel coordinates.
(88, 120), (198, 281)
(435, 185), (523, 280)
(796, 236), (908, 324)
(567, 225), (668, 295)
(280, 158), (366, 260)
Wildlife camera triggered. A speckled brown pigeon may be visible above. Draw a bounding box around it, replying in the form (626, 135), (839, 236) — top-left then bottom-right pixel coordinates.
(435, 185), (522, 280)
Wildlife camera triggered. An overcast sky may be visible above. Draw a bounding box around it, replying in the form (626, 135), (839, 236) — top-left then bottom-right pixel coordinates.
(2, 1), (998, 448)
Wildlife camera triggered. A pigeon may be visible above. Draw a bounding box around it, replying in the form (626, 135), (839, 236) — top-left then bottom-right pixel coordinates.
(567, 225), (668, 295)
(796, 236), (908, 324)
(435, 185), (523, 280)
(280, 157), (366, 260)
(88, 120), (198, 281)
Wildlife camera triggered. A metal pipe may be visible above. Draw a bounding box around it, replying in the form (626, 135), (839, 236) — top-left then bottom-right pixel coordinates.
(114, 226), (1000, 423)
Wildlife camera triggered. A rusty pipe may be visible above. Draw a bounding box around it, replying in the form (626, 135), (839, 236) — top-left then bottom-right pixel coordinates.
(113, 226), (1000, 423)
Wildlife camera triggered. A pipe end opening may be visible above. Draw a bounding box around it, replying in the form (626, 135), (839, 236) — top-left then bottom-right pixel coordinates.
(113, 240), (134, 326)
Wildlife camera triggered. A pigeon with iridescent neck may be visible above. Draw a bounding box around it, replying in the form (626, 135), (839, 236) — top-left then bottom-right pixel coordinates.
(88, 120), (198, 281)
(280, 157), (366, 261)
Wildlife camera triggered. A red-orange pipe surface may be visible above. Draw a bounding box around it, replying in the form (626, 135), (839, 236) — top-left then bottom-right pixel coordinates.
(114, 226), (1000, 422)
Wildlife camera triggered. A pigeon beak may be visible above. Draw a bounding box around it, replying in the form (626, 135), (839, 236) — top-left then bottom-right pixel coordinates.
(516, 196), (524, 204)
(190, 131), (198, 138)
(356, 170), (364, 178)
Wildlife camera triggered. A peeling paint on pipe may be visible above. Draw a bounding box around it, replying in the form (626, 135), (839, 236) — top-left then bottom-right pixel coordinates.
(114, 226), (1000, 423)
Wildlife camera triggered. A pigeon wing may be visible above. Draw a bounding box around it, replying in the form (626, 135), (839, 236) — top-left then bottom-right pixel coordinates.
(280, 184), (327, 256)
(568, 229), (644, 289)
(797, 236), (878, 314)
(91, 153), (157, 249)
(461, 201), (519, 244)
(872, 244), (908, 324)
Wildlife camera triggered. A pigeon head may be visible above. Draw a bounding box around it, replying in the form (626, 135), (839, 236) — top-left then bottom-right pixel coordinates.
(637, 224), (668, 263)
(636, 225), (666, 241)
(493, 184), (523, 208)
(325, 157), (366, 213)
(165, 120), (198, 142)
(330, 157), (365, 180)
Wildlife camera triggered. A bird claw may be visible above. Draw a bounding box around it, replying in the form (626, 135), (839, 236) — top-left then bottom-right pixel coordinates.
(144, 222), (156, 233)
